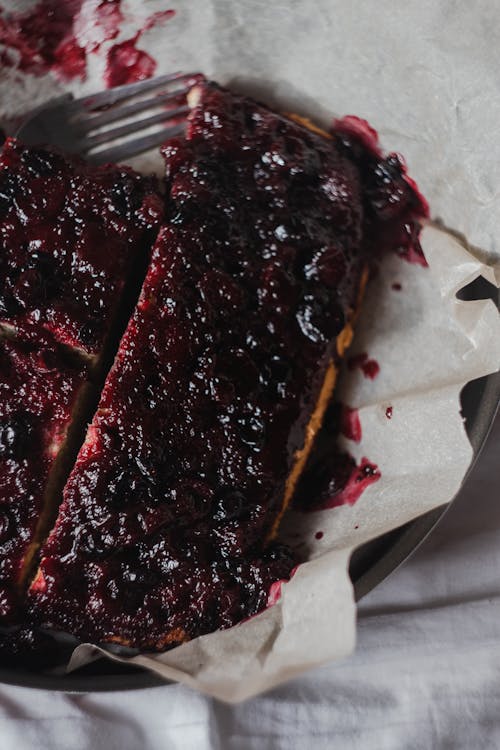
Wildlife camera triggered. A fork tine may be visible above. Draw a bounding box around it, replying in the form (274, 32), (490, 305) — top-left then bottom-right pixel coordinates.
(66, 72), (191, 113)
(75, 86), (191, 133)
(86, 122), (186, 165)
(82, 106), (189, 150)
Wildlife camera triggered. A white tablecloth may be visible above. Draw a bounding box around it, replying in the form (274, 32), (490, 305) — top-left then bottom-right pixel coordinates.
(1, 414), (499, 749)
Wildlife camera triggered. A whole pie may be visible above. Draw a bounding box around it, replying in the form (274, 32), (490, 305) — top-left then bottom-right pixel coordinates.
(0, 81), (427, 653)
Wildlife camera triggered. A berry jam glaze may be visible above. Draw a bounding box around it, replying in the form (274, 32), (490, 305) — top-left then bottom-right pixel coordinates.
(30, 82), (377, 648)
(0, 139), (163, 357)
(0, 335), (87, 623)
(331, 116), (428, 265)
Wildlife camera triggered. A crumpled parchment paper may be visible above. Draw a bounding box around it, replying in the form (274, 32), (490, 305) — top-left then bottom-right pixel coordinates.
(1, 0), (499, 703)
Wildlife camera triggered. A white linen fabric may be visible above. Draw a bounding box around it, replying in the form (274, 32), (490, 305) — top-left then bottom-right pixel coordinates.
(0, 414), (498, 750)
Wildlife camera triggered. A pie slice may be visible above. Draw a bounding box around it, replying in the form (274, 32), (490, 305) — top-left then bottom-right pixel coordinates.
(0, 141), (163, 624)
(0, 138), (163, 360)
(29, 83), (383, 648)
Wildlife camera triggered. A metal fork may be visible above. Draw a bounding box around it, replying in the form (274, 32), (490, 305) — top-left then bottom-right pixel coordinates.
(14, 72), (200, 165)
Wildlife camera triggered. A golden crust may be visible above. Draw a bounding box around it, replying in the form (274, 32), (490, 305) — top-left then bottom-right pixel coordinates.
(286, 113), (334, 139)
(106, 628), (189, 651)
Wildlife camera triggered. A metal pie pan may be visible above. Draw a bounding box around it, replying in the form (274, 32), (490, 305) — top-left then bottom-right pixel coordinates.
(0, 282), (498, 692)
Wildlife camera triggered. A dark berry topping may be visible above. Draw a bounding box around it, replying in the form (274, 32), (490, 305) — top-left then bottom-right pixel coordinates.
(0, 138), (162, 355)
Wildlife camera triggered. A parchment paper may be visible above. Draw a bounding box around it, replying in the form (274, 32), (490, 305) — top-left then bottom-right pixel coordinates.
(1, 0), (499, 703)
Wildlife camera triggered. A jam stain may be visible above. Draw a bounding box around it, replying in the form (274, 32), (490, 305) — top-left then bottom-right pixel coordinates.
(315, 530), (324, 540)
(385, 406), (393, 419)
(266, 565), (299, 607)
(104, 9), (175, 87)
(392, 282), (402, 291)
(71, 0), (123, 55)
(294, 449), (380, 513)
(340, 404), (361, 442)
(105, 34), (156, 87)
(326, 457), (380, 509)
(397, 236), (428, 267)
(0, 0), (86, 80)
(362, 359), (380, 379)
(267, 579), (285, 607)
(140, 9), (176, 33)
(0, 2), (175, 84)
(348, 353), (380, 380)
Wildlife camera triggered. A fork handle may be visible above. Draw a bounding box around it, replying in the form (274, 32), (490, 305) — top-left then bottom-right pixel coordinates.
(13, 94), (75, 141)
